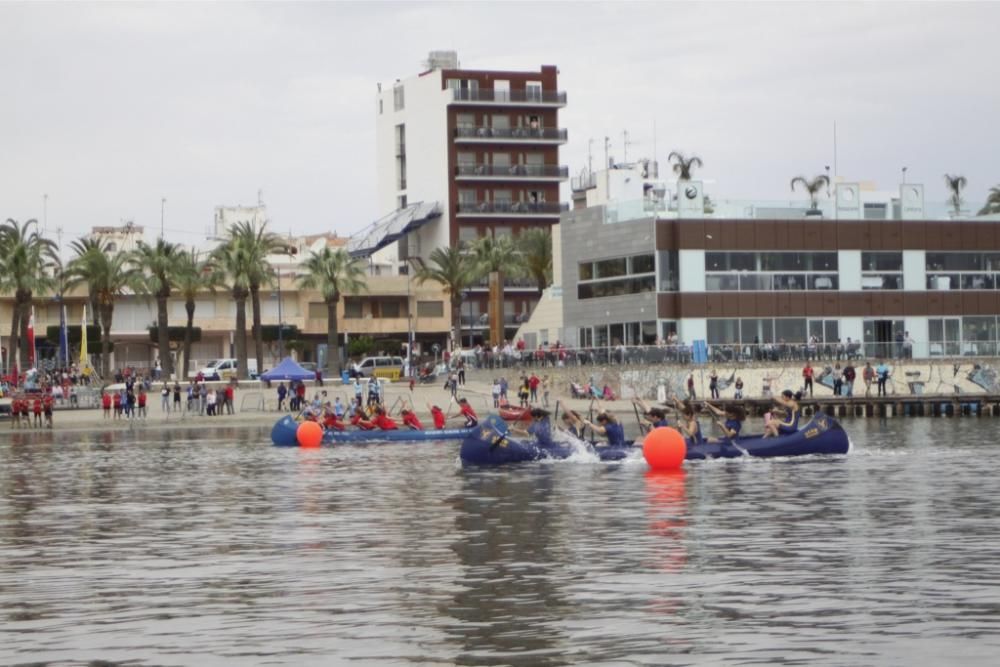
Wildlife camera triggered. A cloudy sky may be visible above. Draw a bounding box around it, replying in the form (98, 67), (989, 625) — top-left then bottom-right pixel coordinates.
(2, 1), (998, 249)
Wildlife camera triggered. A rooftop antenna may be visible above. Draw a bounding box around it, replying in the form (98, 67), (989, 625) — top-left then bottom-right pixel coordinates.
(258, 188), (264, 206)
(587, 138), (593, 175)
(42, 193), (48, 234)
(623, 130), (631, 163)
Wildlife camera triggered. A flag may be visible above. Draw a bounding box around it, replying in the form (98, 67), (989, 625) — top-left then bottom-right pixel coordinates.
(26, 306), (36, 369)
(60, 304), (70, 367)
(80, 305), (89, 371)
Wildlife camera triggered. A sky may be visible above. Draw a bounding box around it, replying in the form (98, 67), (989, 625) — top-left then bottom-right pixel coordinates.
(2, 1), (998, 250)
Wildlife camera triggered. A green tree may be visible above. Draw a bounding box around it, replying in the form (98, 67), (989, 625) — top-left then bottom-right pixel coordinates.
(790, 174), (831, 210)
(65, 242), (143, 378)
(175, 248), (221, 378)
(67, 237), (107, 327)
(296, 246), (366, 372)
(471, 235), (524, 345)
(211, 229), (253, 379)
(668, 151), (703, 180)
(132, 238), (183, 377)
(0, 218), (59, 369)
(413, 246), (474, 351)
(979, 186), (1000, 216)
(230, 221), (285, 378)
(517, 227), (553, 296)
(944, 174), (967, 216)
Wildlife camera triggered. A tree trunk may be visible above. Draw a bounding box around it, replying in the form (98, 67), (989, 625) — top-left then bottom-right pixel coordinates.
(250, 285), (264, 379)
(183, 299), (195, 379)
(326, 295), (340, 372)
(18, 295), (32, 370)
(234, 288), (249, 379)
(488, 270), (505, 347)
(156, 293), (173, 377)
(90, 291), (100, 327)
(8, 296), (21, 373)
(451, 295), (462, 351)
(99, 302), (114, 379)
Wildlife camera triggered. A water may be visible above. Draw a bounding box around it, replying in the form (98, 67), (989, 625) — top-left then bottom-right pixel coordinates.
(2, 419), (1000, 666)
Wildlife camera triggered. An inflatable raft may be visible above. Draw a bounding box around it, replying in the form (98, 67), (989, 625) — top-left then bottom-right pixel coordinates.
(270, 414), (475, 446)
(459, 413), (850, 466)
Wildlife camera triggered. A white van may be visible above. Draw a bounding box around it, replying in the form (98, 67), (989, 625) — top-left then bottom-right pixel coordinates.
(197, 358), (259, 380)
(356, 356), (405, 379)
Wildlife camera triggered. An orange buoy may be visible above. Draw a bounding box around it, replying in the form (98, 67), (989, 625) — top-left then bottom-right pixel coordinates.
(642, 427), (686, 470)
(296, 421), (323, 448)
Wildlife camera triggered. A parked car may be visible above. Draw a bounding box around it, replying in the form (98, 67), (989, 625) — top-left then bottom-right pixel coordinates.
(197, 358), (259, 381)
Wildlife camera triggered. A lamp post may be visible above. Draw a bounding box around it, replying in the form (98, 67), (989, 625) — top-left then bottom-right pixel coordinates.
(276, 266), (284, 359)
(902, 166), (908, 184)
(160, 197), (166, 239)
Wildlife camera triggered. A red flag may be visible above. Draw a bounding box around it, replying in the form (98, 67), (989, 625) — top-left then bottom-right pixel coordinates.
(26, 307), (36, 369)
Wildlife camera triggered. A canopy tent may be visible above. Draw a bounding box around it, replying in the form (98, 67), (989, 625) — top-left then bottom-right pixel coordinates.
(259, 357), (315, 382)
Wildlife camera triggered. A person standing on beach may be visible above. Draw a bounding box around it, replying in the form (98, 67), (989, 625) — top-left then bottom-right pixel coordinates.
(173, 382), (181, 412)
(225, 382), (235, 414)
(876, 361), (890, 396)
(277, 382), (287, 411)
(686, 372), (696, 400)
(802, 363), (814, 397)
(709, 370), (719, 399)
(161, 382), (170, 414)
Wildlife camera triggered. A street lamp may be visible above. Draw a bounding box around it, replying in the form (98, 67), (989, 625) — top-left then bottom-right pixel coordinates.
(276, 266), (284, 359)
(902, 166), (908, 184)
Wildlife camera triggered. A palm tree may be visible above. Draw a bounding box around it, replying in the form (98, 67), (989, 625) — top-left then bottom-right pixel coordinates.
(979, 186), (1000, 216)
(414, 246), (474, 351)
(175, 248), (221, 379)
(65, 243), (143, 378)
(0, 219), (59, 371)
(231, 221), (283, 378)
(133, 238), (182, 377)
(211, 230), (253, 379)
(471, 235), (524, 346)
(668, 151), (703, 181)
(67, 237), (107, 327)
(296, 247), (366, 373)
(944, 174), (967, 216)
(790, 174), (831, 210)
(517, 227), (553, 296)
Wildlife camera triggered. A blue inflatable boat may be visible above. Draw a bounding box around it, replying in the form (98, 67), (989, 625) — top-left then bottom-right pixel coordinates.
(459, 413), (851, 466)
(270, 414), (476, 446)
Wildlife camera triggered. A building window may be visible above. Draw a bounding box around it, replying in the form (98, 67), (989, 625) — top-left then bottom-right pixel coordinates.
(862, 251), (903, 289)
(577, 276), (655, 300)
(393, 84), (405, 111)
(705, 251), (838, 291)
(344, 299), (363, 319)
(380, 300), (401, 318)
(657, 250), (679, 291)
(308, 303), (326, 319)
(526, 81), (542, 101)
(926, 252), (1000, 290)
(458, 226), (479, 249)
(578, 253), (656, 300)
(456, 113), (475, 128)
(416, 301), (444, 318)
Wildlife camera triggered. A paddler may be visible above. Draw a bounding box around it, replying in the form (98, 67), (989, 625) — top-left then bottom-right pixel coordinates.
(511, 407), (555, 447)
(582, 409), (626, 447)
(450, 397), (478, 427)
(764, 390), (801, 438)
(400, 408), (423, 430)
(371, 406), (399, 430)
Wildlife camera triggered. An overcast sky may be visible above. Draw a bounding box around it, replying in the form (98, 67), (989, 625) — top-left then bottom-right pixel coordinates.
(2, 1), (998, 249)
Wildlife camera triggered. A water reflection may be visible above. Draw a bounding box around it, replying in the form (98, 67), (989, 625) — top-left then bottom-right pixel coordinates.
(447, 470), (569, 666)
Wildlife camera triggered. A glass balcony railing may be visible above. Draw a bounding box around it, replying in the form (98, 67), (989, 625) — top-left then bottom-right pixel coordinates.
(457, 201), (568, 216)
(454, 126), (568, 141)
(455, 164), (568, 179)
(451, 89), (567, 105)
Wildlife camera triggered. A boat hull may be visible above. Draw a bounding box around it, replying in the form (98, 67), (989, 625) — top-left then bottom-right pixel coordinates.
(270, 414), (475, 446)
(459, 414), (850, 465)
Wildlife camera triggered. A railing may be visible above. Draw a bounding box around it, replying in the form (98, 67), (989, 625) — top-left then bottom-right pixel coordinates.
(451, 89), (567, 105)
(469, 275), (538, 289)
(705, 273), (840, 291)
(455, 164), (568, 178)
(454, 127), (568, 141)
(457, 201), (568, 215)
(571, 172), (597, 191)
(460, 314), (529, 327)
(453, 341), (1000, 369)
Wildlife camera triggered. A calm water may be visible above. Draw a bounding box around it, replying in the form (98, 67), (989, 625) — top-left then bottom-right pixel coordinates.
(2, 418), (1000, 666)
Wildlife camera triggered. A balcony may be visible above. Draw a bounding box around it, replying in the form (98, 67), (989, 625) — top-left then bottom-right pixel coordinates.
(450, 88), (567, 107)
(468, 274), (539, 290)
(456, 201), (568, 218)
(455, 164), (568, 181)
(454, 126), (568, 144)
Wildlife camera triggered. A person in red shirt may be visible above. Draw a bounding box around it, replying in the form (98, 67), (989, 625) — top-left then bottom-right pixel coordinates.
(427, 403), (446, 430)
(20, 396), (30, 427)
(323, 408), (345, 431)
(10, 397), (20, 430)
(372, 407), (398, 430)
(224, 384), (235, 415)
(453, 398), (478, 427)
(137, 388), (147, 419)
(43, 393), (54, 428)
(101, 392), (112, 419)
(32, 396), (43, 428)
(802, 363), (814, 397)
(400, 408), (423, 430)
(350, 407), (375, 430)
(528, 373), (540, 402)
(112, 392), (122, 420)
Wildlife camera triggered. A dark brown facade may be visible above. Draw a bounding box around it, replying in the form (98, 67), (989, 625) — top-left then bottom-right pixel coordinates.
(655, 218), (1000, 320)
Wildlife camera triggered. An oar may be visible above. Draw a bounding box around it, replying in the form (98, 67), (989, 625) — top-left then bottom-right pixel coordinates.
(632, 400), (649, 435)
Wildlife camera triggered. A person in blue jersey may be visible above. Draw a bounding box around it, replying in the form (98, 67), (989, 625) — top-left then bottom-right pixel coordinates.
(764, 390), (802, 438)
(582, 410), (626, 447)
(633, 398), (670, 432)
(676, 402), (705, 445)
(511, 408), (555, 447)
(559, 409), (584, 439)
(703, 401), (746, 442)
